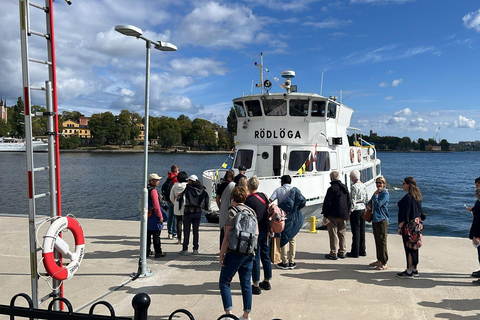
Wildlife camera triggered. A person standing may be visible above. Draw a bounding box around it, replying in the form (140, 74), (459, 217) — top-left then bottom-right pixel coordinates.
(368, 176), (390, 270)
(397, 176), (423, 278)
(467, 177), (480, 284)
(322, 171), (351, 260)
(347, 170), (368, 258)
(146, 173), (166, 258)
(179, 175), (209, 255)
(170, 171), (188, 245)
(234, 165), (247, 185)
(245, 176), (272, 295)
(217, 169), (236, 248)
(162, 165), (178, 239)
(219, 186), (256, 320)
(270, 175), (306, 270)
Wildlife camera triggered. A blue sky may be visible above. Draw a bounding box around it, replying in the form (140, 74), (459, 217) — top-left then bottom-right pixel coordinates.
(1, 0), (479, 143)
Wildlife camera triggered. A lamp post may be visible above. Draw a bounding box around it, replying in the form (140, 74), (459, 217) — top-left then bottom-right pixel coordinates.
(115, 24), (177, 278)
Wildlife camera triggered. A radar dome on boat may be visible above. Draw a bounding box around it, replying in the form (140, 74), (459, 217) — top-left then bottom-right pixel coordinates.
(281, 70), (295, 79)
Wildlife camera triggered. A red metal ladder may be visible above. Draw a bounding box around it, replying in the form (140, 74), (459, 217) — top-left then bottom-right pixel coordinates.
(19, 0), (63, 310)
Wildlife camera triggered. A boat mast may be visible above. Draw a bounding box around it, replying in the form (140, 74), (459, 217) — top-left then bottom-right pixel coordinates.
(255, 52), (264, 94)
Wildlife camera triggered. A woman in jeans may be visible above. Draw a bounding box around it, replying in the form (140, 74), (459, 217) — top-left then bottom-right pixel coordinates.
(219, 187), (256, 320)
(367, 176), (389, 270)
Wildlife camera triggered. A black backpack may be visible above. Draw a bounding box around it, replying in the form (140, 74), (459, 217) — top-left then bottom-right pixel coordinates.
(161, 178), (174, 202)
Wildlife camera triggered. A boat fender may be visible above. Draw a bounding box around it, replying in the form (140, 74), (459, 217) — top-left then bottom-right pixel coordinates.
(357, 149), (362, 162)
(349, 148), (354, 163)
(42, 216), (85, 281)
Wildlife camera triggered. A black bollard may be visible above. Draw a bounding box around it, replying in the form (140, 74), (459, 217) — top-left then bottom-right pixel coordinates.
(132, 293), (150, 320)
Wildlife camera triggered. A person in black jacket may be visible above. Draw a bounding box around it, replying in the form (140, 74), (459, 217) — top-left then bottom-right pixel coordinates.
(322, 171), (351, 260)
(179, 175), (209, 255)
(468, 177), (480, 284)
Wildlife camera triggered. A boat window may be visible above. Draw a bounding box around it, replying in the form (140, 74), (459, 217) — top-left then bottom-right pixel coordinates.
(234, 149), (254, 169)
(289, 99), (309, 117)
(288, 151), (313, 172)
(360, 168), (373, 182)
(245, 100), (262, 117)
(327, 102), (337, 119)
(263, 99), (287, 116)
(311, 101), (326, 117)
(234, 101), (246, 118)
(315, 151), (330, 171)
(376, 163), (381, 176)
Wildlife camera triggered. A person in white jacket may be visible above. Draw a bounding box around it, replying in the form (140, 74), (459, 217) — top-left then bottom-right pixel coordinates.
(170, 171), (188, 245)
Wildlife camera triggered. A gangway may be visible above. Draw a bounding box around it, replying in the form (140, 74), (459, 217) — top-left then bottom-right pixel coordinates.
(19, 0), (64, 310)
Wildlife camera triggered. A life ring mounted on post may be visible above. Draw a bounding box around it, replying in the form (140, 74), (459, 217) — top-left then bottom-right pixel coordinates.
(349, 148), (354, 163)
(42, 216), (85, 281)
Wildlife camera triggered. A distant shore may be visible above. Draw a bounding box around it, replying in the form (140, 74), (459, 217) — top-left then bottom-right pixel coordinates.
(59, 146), (231, 154)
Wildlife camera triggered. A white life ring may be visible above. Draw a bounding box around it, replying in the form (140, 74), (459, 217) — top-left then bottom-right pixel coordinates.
(349, 148), (354, 163)
(357, 149), (362, 162)
(42, 216), (85, 281)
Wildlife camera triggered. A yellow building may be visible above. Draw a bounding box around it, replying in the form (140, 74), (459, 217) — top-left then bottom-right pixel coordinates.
(61, 119), (92, 139)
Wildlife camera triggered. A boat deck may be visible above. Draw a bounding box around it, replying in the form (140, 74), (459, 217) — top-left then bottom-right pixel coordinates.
(0, 215), (478, 319)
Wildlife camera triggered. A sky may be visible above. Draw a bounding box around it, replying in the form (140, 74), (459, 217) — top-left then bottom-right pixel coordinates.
(1, 0), (480, 143)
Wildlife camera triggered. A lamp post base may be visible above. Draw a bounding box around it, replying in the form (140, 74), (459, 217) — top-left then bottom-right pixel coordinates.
(130, 270), (154, 278)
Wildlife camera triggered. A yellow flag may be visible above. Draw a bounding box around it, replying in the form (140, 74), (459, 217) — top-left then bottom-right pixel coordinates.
(298, 163), (306, 175)
(221, 163), (227, 168)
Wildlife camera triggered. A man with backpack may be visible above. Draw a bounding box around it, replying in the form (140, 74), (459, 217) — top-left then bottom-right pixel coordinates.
(162, 165), (178, 239)
(219, 186), (257, 320)
(270, 175), (306, 270)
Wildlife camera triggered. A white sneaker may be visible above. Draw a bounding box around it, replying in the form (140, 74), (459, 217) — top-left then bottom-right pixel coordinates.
(238, 315), (251, 320)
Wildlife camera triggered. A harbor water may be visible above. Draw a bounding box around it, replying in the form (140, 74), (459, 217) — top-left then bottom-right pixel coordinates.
(0, 151), (478, 237)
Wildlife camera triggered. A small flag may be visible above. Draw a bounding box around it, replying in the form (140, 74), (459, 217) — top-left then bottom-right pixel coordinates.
(298, 163), (306, 175)
(222, 163), (227, 168)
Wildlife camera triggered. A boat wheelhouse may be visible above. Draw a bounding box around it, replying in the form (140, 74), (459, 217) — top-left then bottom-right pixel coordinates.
(203, 65), (381, 226)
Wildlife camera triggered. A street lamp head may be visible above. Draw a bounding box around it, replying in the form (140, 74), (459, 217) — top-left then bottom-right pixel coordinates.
(154, 41), (177, 52)
(115, 25), (143, 38)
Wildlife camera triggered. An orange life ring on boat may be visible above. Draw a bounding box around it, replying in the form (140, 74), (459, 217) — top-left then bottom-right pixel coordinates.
(357, 149), (362, 162)
(42, 216), (85, 281)
(349, 148), (354, 163)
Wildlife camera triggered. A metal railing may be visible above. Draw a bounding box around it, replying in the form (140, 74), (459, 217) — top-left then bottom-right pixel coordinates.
(0, 292), (282, 320)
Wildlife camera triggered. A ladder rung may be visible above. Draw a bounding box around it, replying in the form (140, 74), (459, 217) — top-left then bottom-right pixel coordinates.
(30, 86), (45, 91)
(34, 166), (49, 172)
(28, 1), (47, 11)
(29, 29), (49, 39)
(34, 192), (50, 199)
(29, 58), (52, 66)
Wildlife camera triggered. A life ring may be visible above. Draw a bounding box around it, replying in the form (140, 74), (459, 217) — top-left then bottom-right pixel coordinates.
(349, 148), (354, 163)
(357, 149), (362, 162)
(42, 216), (85, 281)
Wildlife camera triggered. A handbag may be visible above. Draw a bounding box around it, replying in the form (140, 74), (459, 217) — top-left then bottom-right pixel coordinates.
(402, 217), (423, 250)
(416, 201), (426, 221)
(362, 207), (372, 222)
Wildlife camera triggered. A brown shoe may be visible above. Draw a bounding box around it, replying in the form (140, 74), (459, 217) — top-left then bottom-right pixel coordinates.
(369, 260), (382, 267)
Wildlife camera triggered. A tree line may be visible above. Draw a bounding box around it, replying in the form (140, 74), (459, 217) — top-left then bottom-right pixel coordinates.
(1, 97), (238, 150)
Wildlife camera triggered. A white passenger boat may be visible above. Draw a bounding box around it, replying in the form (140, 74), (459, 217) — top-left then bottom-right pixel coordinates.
(0, 137), (48, 152)
(202, 56), (382, 226)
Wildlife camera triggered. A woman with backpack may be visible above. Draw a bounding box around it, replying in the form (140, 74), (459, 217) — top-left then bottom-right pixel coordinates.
(170, 171), (188, 245)
(219, 186), (257, 320)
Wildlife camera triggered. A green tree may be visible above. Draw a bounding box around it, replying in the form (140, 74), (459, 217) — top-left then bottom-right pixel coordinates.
(399, 136), (412, 150)
(59, 135), (81, 149)
(89, 112), (116, 145)
(177, 114), (192, 145)
(226, 107), (237, 147)
(60, 111), (82, 121)
(189, 118), (217, 150)
(7, 97), (25, 138)
(418, 138), (426, 151)
(152, 116), (181, 148)
(116, 110), (137, 147)
(0, 118), (9, 136)
(440, 139), (450, 151)
(31, 105), (47, 137)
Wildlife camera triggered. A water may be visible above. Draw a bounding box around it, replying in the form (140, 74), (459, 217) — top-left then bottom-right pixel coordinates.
(1, 151), (479, 237)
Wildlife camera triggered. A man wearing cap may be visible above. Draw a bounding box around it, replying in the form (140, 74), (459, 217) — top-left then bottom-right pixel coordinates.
(179, 174), (209, 255)
(234, 165), (247, 186)
(147, 173), (166, 258)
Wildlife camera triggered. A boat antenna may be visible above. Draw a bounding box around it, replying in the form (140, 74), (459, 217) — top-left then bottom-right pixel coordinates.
(251, 79), (254, 95)
(255, 52), (264, 94)
(320, 71), (324, 96)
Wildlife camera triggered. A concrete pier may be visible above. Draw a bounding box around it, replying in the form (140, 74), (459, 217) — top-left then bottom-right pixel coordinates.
(1, 215), (479, 319)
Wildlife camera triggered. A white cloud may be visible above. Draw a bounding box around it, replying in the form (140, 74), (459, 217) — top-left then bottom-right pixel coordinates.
(176, 2), (262, 48)
(453, 115), (475, 128)
(380, 78), (403, 87)
(463, 9), (480, 32)
(394, 108), (412, 116)
(388, 116), (407, 124)
(303, 19), (353, 29)
(170, 58), (228, 77)
(350, 0), (414, 4)
(384, 96), (394, 101)
(392, 79), (403, 87)
(409, 117), (428, 126)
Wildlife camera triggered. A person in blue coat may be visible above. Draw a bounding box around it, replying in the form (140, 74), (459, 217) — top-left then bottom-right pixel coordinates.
(367, 176), (389, 270)
(270, 175), (306, 270)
